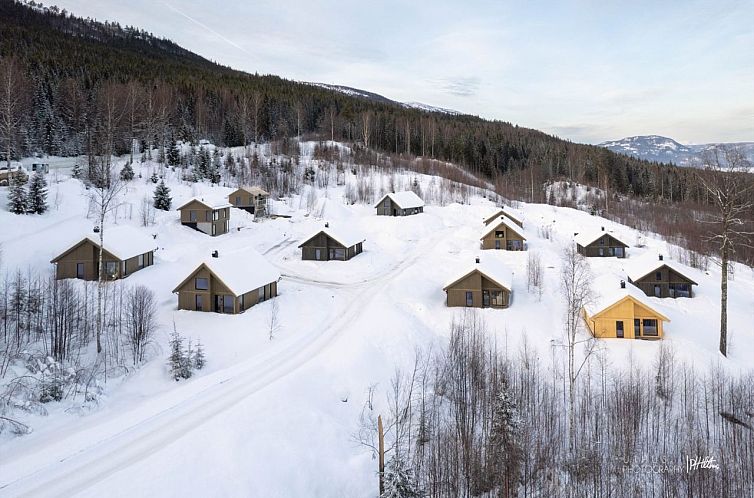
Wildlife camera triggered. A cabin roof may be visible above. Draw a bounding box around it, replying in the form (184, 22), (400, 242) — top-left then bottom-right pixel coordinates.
(484, 207), (523, 225)
(574, 228), (628, 248)
(374, 191), (424, 209)
(443, 255), (514, 291)
(480, 215), (528, 240)
(298, 226), (366, 249)
(623, 253), (698, 284)
(176, 196), (232, 211)
(584, 273), (669, 321)
(232, 186), (269, 197)
(51, 226), (156, 263)
(172, 249), (280, 296)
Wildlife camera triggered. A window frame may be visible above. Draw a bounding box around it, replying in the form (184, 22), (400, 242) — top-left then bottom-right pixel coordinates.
(195, 277), (209, 291)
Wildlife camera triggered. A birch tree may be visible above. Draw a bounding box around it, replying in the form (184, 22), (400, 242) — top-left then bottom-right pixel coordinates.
(0, 56), (28, 168)
(696, 146), (754, 357)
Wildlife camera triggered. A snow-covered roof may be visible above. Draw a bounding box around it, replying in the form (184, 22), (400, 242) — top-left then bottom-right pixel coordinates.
(480, 215), (528, 240)
(484, 207), (523, 225)
(444, 256), (514, 291)
(574, 228), (628, 248)
(176, 196), (232, 211)
(623, 253), (698, 284)
(299, 226), (366, 249)
(374, 191), (424, 209)
(53, 226), (156, 262)
(175, 249), (280, 297)
(234, 186), (269, 196)
(584, 273), (669, 320)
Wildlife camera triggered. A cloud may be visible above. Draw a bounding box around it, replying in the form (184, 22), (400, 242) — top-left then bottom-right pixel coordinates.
(436, 77), (481, 97)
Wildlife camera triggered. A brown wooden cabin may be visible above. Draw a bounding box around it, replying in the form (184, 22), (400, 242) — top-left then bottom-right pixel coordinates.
(177, 197), (231, 236)
(483, 208), (523, 228)
(575, 228), (628, 258)
(375, 191), (425, 216)
(298, 225), (365, 261)
(228, 186), (269, 216)
(50, 227), (155, 281)
(173, 250), (280, 313)
(443, 257), (513, 309)
(480, 216), (527, 251)
(627, 255), (697, 298)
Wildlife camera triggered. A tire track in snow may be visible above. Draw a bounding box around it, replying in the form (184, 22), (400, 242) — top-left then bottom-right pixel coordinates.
(0, 224), (455, 498)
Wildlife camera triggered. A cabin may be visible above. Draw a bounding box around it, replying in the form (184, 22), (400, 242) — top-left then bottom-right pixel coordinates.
(375, 191), (424, 216)
(480, 215), (527, 251)
(626, 254), (697, 298)
(172, 249), (280, 313)
(582, 276), (670, 339)
(483, 207), (524, 228)
(177, 197), (231, 236)
(50, 226), (156, 281)
(443, 256), (513, 308)
(298, 224), (366, 261)
(575, 227), (628, 258)
(228, 186), (269, 216)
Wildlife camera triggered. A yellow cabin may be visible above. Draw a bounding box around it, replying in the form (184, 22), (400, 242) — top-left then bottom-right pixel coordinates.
(582, 279), (670, 340)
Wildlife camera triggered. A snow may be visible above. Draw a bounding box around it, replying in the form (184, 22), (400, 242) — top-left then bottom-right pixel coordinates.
(233, 185), (268, 196)
(175, 195), (232, 211)
(584, 272), (668, 319)
(623, 252), (698, 284)
(444, 253), (514, 291)
(73, 225), (156, 261)
(374, 190), (424, 209)
(176, 249), (280, 296)
(574, 227), (626, 248)
(0, 141), (752, 497)
(299, 225), (366, 249)
(480, 214), (528, 240)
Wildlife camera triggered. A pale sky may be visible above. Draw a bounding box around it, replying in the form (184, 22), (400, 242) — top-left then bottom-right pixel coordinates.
(52, 0), (754, 144)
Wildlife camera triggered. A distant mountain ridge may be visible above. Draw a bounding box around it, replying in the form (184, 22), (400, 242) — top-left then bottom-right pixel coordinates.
(309, 83), (460, 115)
(599, 135), (754, 165)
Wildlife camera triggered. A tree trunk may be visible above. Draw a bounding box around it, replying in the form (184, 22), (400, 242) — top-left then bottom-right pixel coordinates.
(719, 243), (728, 357)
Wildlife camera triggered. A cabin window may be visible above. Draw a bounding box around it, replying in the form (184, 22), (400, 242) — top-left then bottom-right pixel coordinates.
(195, 277), (209, 290)
(495, 230), (505, 238)
(656, 271), (662, 281)
(643, 319), (658, 336)
(598, 248), (604, 256)
(138, 254), (144, 268)
(190, 210), (197, 222)
(495, 239), (501, 250)
(104, 261), (117, 278)
(205, 211), (212, 222)
(195, 295), (203, 311)
(634, 319), (641, 337)
(383, 198), (390, 207)
(671, 283), (690, 298)
(482, 290), (490, 307)
(122, 261), (127, 277)
(615, 247), (624, 258)
(491, 290), (504, 307)
(212, 224), (217, 236)
(76, 263), (85, 279)
(213, 210), (220, 221)
(616, 321), (624, 338)
(465, 291), (473, 307)
(216, 295), (234, 313)
(334, 248), (345, 260)
(235, 196), (241, 205)
(259, 286), (266, 302)
(599, 237), (605, 246)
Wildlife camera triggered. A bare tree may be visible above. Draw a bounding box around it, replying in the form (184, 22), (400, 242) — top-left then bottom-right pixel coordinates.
(526, 250), (544, 301)
(696, 146), (754, 357)
(125, 285), (158, 364)
(267, 298), (281, 341)
(361, 111), (371, 149)
(0, 57), (28, 168)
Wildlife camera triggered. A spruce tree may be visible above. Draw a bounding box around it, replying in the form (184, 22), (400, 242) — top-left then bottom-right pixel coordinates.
(168, 331), (184, 381)
(120, 162), (135, 181)
(381, 455), (421, 498)
(71, 163), (83, 179)
(26, 171), (48, 214)
(194, 342), (206, 370)
(167, 138), (180, 166)
(150, 171), (158, 183)
(488, 382), (522, 496)
(153, 180), (172, 210)
(7, 174), (28, 214)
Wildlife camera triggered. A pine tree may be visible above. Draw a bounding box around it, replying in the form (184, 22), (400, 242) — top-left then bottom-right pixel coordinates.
(26, 171), (48, 214)
(168, 330), (184, 381)
(7, 174), (28, 214)
(488, 382), (523, 497)
(153, 180), (172, 210)
(167, 138), (180, 166)
(120, 162), (135, 181)
(194, 341), (206, 370)
(381, 456), (421, 498)
(150, 171), (158, 184)
(71, 163), (83, 179)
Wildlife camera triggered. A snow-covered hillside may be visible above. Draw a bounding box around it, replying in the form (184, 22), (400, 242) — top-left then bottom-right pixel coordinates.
(0, 143), (752, 496)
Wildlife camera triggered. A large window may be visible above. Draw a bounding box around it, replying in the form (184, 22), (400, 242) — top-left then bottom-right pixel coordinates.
(643, 319), (658, 336)
(259, 286), (266, 302)
(205, 211), (212, 222)
(671, 283), (690, 298)
(76, 263), (84, 279)
(138, 254), (144, 268)
(190, 210), (197, 222)
(495, 230), (504, 238)
(104, 261), (117, 278)
(195, 295), (203, 311)
(655, 271), (662, 281)
(383, 198), (390, 207)
(334, 248), (345, 260)
(491, 290), (504, 307)
(195, 277), (209, 290)
(465, 291), (473, 307)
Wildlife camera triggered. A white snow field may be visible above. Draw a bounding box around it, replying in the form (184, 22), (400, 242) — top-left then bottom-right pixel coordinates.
(0, 144), (752, 497)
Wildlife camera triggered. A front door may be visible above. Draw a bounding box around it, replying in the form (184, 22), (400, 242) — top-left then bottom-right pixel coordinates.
(195, 295), (204, 311)
(495, 239), (501, 250)
(482, 290), (490, 307)
(616, 321), (624, 338)
(315, 248), (322, 260)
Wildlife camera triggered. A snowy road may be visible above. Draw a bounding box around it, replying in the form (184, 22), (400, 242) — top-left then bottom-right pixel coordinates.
(0, 225), (454, 498)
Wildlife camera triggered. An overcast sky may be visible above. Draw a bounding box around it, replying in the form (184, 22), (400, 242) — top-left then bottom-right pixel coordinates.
(53, 0), (753, 144)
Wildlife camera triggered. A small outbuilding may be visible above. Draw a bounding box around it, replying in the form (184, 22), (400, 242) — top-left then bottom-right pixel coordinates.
(298, 224), (366, 261)
(443, 256), (513, 308)
(172, 249), (280, 313)
(177, 197), (231, 236)
(626, 253), (697, 298)
(228, 186), (269, 216)
(480, 215), (527, 251)
(483, 207), (523, 228)
(50, 226), (156, 281)
(582, 275), (670, 339)
(375, 191), (424, 216)
(575, 227), (628, 258)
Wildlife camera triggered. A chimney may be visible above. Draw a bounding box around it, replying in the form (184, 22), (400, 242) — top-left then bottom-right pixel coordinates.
(620, 280), (626, 289)
(325, 222), (329, 228)
(601, 226), (605, 232)
(658, 254), (664, 261)
(211, 250), (219, 258)
(475, 257), (480, 264)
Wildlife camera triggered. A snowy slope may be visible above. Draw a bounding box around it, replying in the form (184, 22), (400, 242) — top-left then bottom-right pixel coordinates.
(0, 144), (752, 497)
